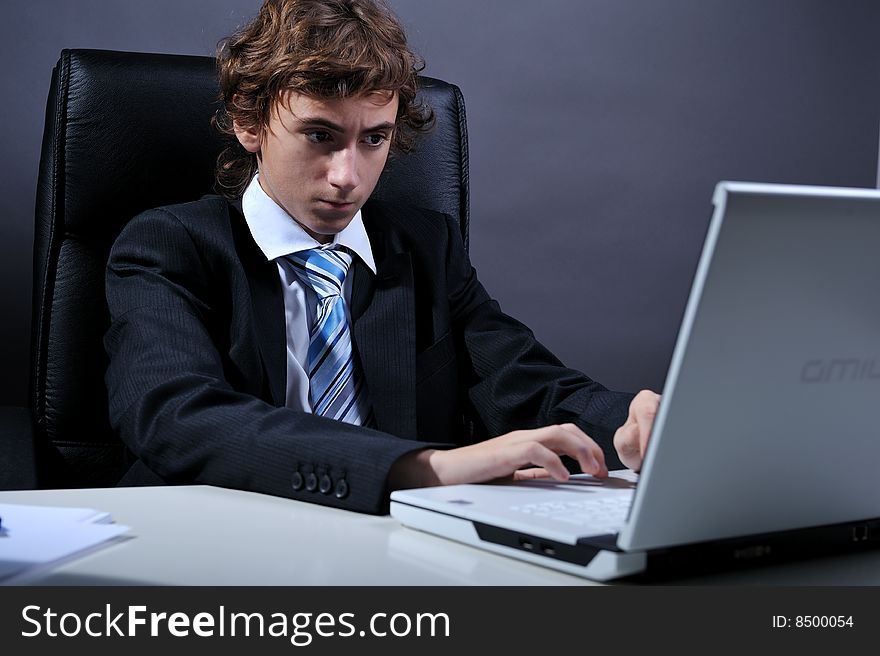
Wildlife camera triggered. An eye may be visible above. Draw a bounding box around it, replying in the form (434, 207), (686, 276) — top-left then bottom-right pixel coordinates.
(305, 130), (332, 144)
(362, 133), (389, 147)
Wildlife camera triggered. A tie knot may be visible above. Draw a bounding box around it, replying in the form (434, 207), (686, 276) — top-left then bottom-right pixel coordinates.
(286, 246), (352, 299)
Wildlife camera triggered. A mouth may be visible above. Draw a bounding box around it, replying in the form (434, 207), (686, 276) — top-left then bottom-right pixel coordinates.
(317, 199), (356, 211)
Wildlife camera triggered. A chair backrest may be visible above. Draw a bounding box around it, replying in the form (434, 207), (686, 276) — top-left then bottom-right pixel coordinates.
(31, 48), (470, 487)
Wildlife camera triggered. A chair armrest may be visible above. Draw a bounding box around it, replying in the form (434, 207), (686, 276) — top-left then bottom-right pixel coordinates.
(0, 406), (38, 490)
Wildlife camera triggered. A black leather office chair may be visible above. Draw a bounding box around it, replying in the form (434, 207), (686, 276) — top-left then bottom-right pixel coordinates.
(30, 48), (470, 488)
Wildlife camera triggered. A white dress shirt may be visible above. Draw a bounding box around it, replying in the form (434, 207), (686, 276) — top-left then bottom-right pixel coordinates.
(241, 174), (377, 412)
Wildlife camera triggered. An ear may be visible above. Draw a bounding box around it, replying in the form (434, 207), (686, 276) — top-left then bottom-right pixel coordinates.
(233, 119), (262, 154)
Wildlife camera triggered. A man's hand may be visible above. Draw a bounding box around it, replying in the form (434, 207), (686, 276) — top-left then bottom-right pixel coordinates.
(390, 423), (608, 489)
(612, 389), (661, 472)
(390, 391), (661, 490)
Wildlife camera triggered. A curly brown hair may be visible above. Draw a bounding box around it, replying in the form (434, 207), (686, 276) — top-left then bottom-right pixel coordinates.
(213, 0), (434, 197)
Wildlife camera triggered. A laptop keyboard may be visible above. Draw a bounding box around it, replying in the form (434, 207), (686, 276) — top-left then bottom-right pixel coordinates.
(510, 492), (634, 534)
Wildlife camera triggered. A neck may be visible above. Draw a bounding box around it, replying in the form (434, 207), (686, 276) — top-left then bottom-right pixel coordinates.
(257, 170), (334, 244)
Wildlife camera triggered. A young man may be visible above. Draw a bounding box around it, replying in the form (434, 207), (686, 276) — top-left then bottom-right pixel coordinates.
(104, 0), (659, 514)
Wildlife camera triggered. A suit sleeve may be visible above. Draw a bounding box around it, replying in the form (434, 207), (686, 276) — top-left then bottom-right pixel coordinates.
(105, 207), (441, 513)
(440, 215), (635, 468)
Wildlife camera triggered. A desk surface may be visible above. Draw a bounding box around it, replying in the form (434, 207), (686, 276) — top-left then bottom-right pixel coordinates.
(2, 485), (879, 585)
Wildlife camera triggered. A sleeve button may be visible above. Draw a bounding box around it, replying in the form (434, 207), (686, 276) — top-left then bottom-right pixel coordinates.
(334, 478), (349, 499)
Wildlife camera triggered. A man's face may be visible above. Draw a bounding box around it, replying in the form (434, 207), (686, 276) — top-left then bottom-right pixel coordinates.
(236, 91), (399, 243)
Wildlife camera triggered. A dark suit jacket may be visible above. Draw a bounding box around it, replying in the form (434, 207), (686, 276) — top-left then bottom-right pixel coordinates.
(105, 196), (634, 513)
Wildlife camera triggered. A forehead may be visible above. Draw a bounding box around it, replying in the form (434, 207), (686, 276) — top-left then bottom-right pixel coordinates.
(275, 90), (399, 125)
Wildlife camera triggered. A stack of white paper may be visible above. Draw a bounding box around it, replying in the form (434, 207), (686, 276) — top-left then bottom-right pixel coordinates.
(0, 503), (130, 583)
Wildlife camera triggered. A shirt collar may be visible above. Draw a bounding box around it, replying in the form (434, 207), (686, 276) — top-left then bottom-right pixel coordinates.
(241, 173), (377, 274)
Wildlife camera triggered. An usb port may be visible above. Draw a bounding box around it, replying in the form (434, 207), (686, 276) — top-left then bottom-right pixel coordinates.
(541, 543), (556, 556)
(519, 538), (535, 550)
(852, 525), (869, 542)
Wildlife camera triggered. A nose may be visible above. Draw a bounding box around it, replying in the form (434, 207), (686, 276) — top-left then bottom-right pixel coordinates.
(327, 146), (360, 193)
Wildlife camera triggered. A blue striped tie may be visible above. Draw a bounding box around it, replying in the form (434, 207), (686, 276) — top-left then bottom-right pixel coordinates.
(286, 246), (373, 426)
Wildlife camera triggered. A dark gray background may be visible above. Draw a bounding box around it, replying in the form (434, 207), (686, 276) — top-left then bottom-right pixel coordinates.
(2, 0), (879, 407)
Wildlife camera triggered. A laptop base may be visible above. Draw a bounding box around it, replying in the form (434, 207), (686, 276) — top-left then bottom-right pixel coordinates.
(391, 501), (880, 582)
(390, 501), (647, 581)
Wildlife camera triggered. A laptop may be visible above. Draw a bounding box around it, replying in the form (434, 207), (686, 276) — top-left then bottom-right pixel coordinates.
(390, 181), (880, 581)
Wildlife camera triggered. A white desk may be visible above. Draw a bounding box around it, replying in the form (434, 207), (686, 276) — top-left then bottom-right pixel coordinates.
(3, 485), (879, 585)
(0, 485), (594, 585)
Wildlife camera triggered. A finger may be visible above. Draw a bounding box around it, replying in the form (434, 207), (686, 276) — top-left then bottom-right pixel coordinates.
(512, 467), (553, 481)
(539, 424), (605, 477)
(559, 423), (608, 476)
(501, 425), (604, 477)
(631, 392), (660, 457)
(613, 421), (643, 471)
(517, 442), (570, 481)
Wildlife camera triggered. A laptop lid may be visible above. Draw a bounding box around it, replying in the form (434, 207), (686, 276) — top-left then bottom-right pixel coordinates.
(620, 181), (880, 550)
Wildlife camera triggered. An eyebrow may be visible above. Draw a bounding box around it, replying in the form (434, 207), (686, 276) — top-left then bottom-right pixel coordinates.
(295, 117), (396, 134)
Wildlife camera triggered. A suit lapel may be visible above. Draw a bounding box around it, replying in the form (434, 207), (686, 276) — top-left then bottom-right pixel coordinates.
(229, 201), (287, 407)
(352, 212), (418, 438)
